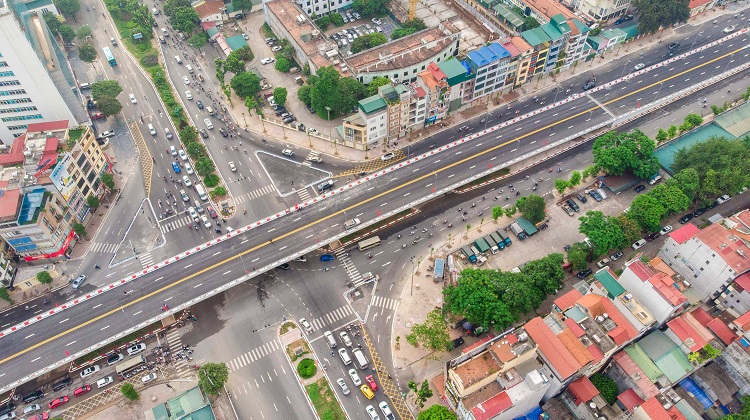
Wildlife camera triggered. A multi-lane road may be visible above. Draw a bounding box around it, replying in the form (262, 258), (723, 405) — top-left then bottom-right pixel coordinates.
(1, 14), (749, 394)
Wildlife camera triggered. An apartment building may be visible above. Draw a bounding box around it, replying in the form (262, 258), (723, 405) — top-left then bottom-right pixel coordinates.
(435, 57), (474, 112)
(0, 0), (86, 142)
(618, 256), (690, 325)
(295, 0), (350, 17)
(574, 0), (630, 21)
(465, 43), (512, 101)
(716, 272), (750, 317)
(264, 0), (331, 76)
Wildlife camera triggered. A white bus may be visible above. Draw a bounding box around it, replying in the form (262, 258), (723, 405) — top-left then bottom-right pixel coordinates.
(357, 236), (380, 251)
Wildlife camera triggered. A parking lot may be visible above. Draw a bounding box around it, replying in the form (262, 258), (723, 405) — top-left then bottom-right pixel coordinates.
(326, 13), (398, 57)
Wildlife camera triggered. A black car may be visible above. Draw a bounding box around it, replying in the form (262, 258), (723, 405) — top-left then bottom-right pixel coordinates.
(583, 81), (596, 91)
(197, 100), (204, 109)
(451, 337), (465, 349)
(199, 129), (209, 139)
(22, 390), (44, 403)
(297, 123), (306, 132)
(679, 213), (695, 224)
(705, 202), (717, 210)
(283, 116), (296, 123)
(306, 104), (316, 114)
(52, 377), (73, 392)
(668, 42), (680, 50)
(276, 263), (290, 270)
(645, 232), (661, 242)
(692, 208), (705, 217)
(566, 199), (580, 212)
(274, 109), (287, 117)
(634, 185), (646, 193)
(575, 193), (587, 203)
(219, 128), (228, 137)
(0, 403), (16, 416)
(577, 268), (593, 279)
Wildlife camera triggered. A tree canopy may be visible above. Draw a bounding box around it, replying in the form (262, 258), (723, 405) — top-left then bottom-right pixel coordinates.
(367, 77), (391, 96)
(198, 363), (229, 395)
(76, 25), (92, 40)
(671, 137), (750, 202)
(628, 194), (666, 232)
(515, 194), (546, 224)
(188, 33), (208, 49)
(578, 211), (625, 257)
(339, 77), (367, 113)
(405, 307), (451, 351)
(54, 0), (80, 19)
(632, 0), (690, 35)
(567, 242), (590, 271)
(418, 404), (457, 420)
(391, 19), (426, 40)
(590, 373), (618, 405)
(309, 66), (343, 118)
(350, 33), (388, 54)
(352, 0), (389, 17)
(273, 87), (287, 106)
(171, 6), (200, 34)
(91, 80), (123, 117)
(592, 130), (660, 179)
(230, 72), (261, 99)
(78, 44), (97, 64)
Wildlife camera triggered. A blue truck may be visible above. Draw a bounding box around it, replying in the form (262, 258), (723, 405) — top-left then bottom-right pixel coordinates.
(461, 246), (477, 263)
(489, 232), (505, 250)
(496, 230), (512, 247)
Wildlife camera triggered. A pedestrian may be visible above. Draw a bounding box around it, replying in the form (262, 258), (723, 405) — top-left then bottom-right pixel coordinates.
(166, 383), (173, 389)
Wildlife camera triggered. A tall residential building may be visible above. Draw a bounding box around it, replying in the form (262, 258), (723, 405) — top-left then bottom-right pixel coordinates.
(0, 0), (86, 142)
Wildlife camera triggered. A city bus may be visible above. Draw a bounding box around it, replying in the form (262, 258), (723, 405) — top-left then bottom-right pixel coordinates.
(115, 355), (146, 375)
(357, 236), (381, 251)
(102, 47), (117, 66)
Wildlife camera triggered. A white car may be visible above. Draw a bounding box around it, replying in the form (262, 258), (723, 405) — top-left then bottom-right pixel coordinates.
(633, 63), (645, 71)
(187, 207), (198, 221)
(299, 318), (312, 333)
(282, 149), (294, 156)
(261, 57), (275, 65)
(141, 373), (157, 384)
(180, 189), (190, 202)
(348, 369), (361, 386)
(271, 45), (282, 52)
(242, 33), (249, 40)
(185, 163), (194, 175)
(631, 239), (647, 250)
(229, 161), (237, 172)
(372, 18), (382, 25)
(380, 152), (395, 161)
(723, 25), (736, 33)
(183, 76), (190, 85)
(204, 118), (214, 129)
(99, 130), (115, 138)
(336, 378), (350, 395)
(659, 225), (673, 235)
(96, 376), (114, 389)
(182, 175), (192, 187)
(307, 127), (318, 134)
(366, 405), (381, 420)
(80, 364), (100, 378)
(201, 215), (211, 228)
(378, 401), (395, 420)
(178, 149), (188, 161)
(339, 331), (353, 347)
(127, 343), (147, 355)
(148, 124), (156, 135)
(185, 90), (193, 100)
(23, 404), (41, 415)
(129, 93), (138, 104)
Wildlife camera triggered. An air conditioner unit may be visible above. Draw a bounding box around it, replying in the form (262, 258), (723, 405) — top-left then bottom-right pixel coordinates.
(624, 294), (633, 300)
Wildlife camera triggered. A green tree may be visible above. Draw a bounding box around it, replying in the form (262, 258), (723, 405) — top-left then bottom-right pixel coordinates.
(78, 44), (97, 66)
(314, 16), (331, 29)
(297, 358), (317, 378)
(391, 18), (426, 39)
(567, 242), (590, 271)
(179, 126), (198, 145)
(629, 194), (666, 232)
(405, 307), (451, 351)
(350, 33), (388, 54)
(418, 404), (457, 420)
(0, 288), (10, 303)
(96, 96), (123, 117)
(592, 130), (659, 179)
(329, 13), (344, 26)
(198, 363), (229, 395)
(590, 373), (618, 405)
(515, 194), (546, 224)
(132, 5), (155, 30)
(616, 215), (642, 246)
(121, 383), (139, 400)
(203, 174), (219, 187)
(495, 271), (540, 315)
(367, 76), (391, 96)
(171, 6), (200, 34)
(670, 168), (700, 202)
(655, 128), (668, 144)
(523, 16), (540, 30)
(188, 33), (208, 50)
(59, 25), (76, 44)
(554, 178), (571, 193)
(647, 184), (690, 216)
(273, 87), (287, 106)
(492, 206), (504, 221)
(72, 221), (87, 238)
(100, 173), (115, 191)
(230, 72), (261, 99)
(504, 206), (517, 218)
(274, 57), (291, 73)
(232, 0), (253, 13)
(444, 270), (515, 330)
(210, 186), (227, 198)
(225, 49), (247, 74)
(722, 395), (750, 420)
(54, 0), (80, 19)
(672, 137), (750, 200)
(37, 271), (53, 285)
(339, 77), (366, 113)
(352, 0), (389, 16)
(310, 66), (342, 118)
(43, 12), (62, 37)
(76, 25), (92, 40)
(632, 0), (690, 35)
(87, 195), (99, 209)
(186, 142), (207, 158)
(195, 157), (215, 176)
(407, 380), (434, 409)
(578, 211), (625, 257)
(569, 171), (581, 186)
(92, 80), (123, 100)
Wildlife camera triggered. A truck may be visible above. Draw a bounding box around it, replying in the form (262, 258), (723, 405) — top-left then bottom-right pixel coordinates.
(434, 258), (445, 279)
(461, 246), (477, 263)
(489, 232), (505, 250)
(497, 231), (512, 247)
(517, 218), (538, 237)
(484, 236), (499, 254)
(510, 222), (527, 240)
(474, 238), (491, 254)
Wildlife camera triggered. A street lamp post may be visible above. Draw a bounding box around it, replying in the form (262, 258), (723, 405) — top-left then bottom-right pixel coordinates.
(410, 256), (416, 296)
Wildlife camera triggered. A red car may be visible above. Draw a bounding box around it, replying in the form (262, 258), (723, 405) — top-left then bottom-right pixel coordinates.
(207, 206), (217, 218)
(28, 413), (50, 420)
(48, 395), (69, 409)
(90, 112), (105, 120)
(365, 375), (378, 392)
(73, 385), (91, 396)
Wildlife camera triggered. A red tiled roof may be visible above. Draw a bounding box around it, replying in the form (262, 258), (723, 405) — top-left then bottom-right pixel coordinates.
(426, 62), (447, 81)
(625, 260), (655, 282)
(707, 318), (738, 345)
(471, 390), (512, 420)
(0, 188), (21, 219)
(568, 376), (600, 405)
(577, 293), (606, 317)
(0, 136), (26, 165)
(587, 344), (604, 364)
(505, 334), (518, 344)
(558, 329), (594, 367)
(194, 0), (224, 18)
(690, 307), (713, 327)
(689, 0), (713, 8)
(612, 352), (660, 398)
(734, 273), (750, 293)
(554, 289), (583, 311)
(648, 272), (687, 307)
(608, 326), (630, 346)
(639, 396), (688, 420)
(667, 314), (711, 352)
(734, 310), (750, 331)
(414, 87), (427, 98)
(669, 223), (700, 244)
(618, 388), (645, 412)
(524, 317), (582, 380)
(26, 120), (68, 133)
(461, 333), (496, 354)
(695, 224), (750, 274)
(581, 294), (639, 345)
(564, 318), (585, 337)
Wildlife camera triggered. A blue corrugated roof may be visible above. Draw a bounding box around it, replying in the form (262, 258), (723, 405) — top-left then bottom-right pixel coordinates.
(467, 42), (511, 68)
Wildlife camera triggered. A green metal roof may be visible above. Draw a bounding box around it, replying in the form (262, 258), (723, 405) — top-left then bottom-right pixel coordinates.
(226, 35), (248, 51)
(572, 19), (590, 34)
(586, 35), (607, 50)
(516, 218), (538, 235)
(618, 23), (640, 40)
(654, 347), (693, 383)
(593, 269), (625, 297)
(521, 27), (552, 47)
(564, 306), (587, 323)
(492, 3), (524, 28)
(625, 345), (664, 382)
(358, 95), (387, 114)
(394, 84), (408, 94)
(438, 57), (472, 86)
(153, 386), (215, 420)
(601, 28), (627, 42)
(206, 27), (219, 37)
(380, 85), (399, 102)
(638, 330), (676, 361)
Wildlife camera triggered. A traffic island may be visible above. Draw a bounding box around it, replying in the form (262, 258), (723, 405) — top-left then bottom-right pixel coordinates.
(279, 321), (346, 420)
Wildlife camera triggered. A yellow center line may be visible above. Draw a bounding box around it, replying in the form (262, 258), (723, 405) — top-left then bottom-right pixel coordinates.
(1, 46), (740, 367)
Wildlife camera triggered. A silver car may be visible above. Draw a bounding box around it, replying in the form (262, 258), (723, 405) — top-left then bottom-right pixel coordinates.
(71, 275), (87, 290)
(336, 378), (350, 395)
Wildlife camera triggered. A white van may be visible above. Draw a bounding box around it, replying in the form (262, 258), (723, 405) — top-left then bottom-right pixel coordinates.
(338, 348), (352, 365)
(186, 64), (193, 74)
(175, 55), (182, 64)
(195, 184), (208, 201)
(352, 348), (368, 369)
(648, 175), (663, 185)
(324, 331), (337, 348)
(345, 218), (361, 230)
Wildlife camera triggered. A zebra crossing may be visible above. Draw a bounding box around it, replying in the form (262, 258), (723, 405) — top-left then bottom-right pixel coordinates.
(88, 242), (119, 254)
(334, 248), (365, 287)
(227, 339), (281, 372)
(138, 252), (154, 268)
(372, 295), (400, 311)
(160, 215), (193, 233)
(297, 187), (311, 201)
(233, 184), (276, 204)
(165, 329), (191, 378)
(309, 305), (354, 330)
